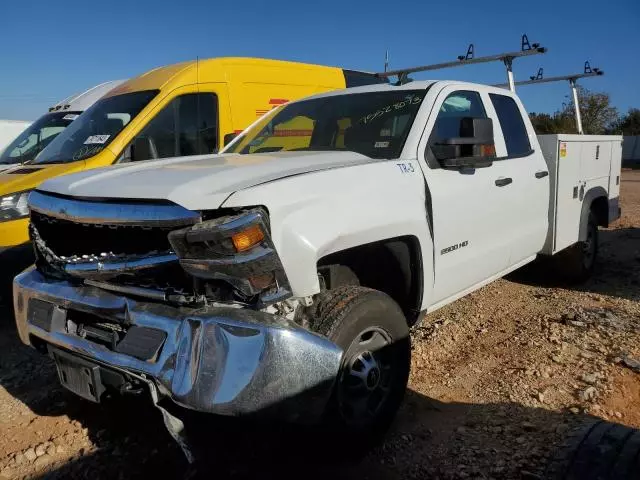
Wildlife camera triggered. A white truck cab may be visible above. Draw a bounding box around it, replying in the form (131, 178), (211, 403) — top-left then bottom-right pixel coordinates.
(13, 80), (621, 457)
(0, 80), (126, 172)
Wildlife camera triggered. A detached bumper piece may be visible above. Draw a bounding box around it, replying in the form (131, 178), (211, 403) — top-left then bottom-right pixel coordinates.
(14, 268), (343, 421)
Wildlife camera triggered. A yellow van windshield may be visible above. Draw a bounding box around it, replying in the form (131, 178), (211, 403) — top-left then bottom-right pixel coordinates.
(32, 90), (158, 164)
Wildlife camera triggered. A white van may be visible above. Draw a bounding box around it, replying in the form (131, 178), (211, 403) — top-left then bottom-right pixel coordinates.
(0, 80), (125, 172)
(0, 120), (31, 154)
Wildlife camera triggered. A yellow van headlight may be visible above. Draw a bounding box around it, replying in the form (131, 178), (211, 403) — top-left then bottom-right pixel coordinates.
(0, 190), (31, 222)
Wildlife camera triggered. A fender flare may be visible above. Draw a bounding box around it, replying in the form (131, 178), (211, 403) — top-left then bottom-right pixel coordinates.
(578, 186), (607, 242)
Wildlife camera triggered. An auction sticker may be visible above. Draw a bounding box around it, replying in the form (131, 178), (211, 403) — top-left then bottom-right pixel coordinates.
(559, 142), (567, 158)
(84, 135), (110, 145)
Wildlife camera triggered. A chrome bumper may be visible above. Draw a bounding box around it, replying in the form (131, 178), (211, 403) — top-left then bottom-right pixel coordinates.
(14, 267), (342, 421)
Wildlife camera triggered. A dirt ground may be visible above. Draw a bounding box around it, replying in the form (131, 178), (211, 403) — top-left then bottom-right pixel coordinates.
(0, 170), (639, 480)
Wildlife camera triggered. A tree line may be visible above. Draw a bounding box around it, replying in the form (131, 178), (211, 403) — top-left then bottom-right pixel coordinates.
(529, 86), (640, 136)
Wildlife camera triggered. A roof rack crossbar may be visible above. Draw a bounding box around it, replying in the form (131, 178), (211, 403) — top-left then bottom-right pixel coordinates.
(492, 69), (603, 88)
(377, 34), (546, 92)
(492, 63), (604, 135)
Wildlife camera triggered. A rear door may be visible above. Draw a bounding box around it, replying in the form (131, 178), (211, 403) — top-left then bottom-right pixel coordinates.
(418, 85), (523, 305)
(486, 91), (549, 264)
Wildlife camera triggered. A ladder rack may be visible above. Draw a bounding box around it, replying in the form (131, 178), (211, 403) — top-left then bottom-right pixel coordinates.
(377, 34), (546, 92)
(493, 62), (605, 134)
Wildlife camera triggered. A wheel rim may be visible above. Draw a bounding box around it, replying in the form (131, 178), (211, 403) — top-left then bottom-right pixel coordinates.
(337, 327), (393, 426)
(582, 222), (596, 268)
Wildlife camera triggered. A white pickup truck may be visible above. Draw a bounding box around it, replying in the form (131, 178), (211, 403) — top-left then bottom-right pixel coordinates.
(13, 80), (622, 452)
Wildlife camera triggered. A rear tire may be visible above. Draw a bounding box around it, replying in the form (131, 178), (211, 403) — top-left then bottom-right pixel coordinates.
(560, 211), (598, 282)
(309, 286), (410, 442)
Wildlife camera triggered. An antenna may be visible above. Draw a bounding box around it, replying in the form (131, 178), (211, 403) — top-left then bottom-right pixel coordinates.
(376, 34), (546, 92)
(384, 50), (389, 73)
(492, 62), (605, 134)
(196, 56), (201, 149)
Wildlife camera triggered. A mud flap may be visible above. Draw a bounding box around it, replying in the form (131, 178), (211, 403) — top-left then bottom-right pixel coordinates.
(147, 381), (195, 464)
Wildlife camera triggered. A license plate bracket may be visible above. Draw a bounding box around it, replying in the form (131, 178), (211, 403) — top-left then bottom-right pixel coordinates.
(52, 349), (105, 403)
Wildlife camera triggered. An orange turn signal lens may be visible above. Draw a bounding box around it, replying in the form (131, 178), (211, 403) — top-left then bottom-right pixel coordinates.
(231, 224), (265, 252)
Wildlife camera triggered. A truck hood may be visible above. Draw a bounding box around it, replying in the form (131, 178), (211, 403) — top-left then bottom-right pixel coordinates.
(0, 162), (86, 196)
(38, 151), (377, 210)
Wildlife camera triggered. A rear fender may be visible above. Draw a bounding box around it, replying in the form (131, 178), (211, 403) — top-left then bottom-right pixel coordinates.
(578, 186), (607, 242)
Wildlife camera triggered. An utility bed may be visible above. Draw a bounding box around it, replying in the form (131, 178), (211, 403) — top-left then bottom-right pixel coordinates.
(538, 134), (623, 255)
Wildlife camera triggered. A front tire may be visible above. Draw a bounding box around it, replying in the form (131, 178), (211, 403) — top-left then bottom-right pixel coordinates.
(310, 286), (411, 440)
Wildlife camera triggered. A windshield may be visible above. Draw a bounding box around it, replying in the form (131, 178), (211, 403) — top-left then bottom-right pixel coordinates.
(0, 112), (79, 164)
(32, 90), (158, 164)
(226, 90), (425, 159)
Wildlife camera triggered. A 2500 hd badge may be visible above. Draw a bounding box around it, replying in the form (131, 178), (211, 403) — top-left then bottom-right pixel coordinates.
(441, 240), (469, 255)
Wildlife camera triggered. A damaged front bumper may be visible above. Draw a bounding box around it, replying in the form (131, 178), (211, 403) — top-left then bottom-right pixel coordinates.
(14, 267), (343, 421)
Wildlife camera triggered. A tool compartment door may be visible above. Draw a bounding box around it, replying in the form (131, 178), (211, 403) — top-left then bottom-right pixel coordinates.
(609, 139), (622, 199)
(554, 140), (583, 252)
(581, 141), (612, 184)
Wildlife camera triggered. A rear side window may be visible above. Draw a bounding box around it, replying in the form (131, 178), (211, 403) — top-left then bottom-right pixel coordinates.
(128, 93), (218, 162)
(489, 94), (531, 157)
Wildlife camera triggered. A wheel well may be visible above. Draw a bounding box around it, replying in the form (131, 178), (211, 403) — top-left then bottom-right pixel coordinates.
(590, 196), (609, 227)
(317, 236), (423, 326)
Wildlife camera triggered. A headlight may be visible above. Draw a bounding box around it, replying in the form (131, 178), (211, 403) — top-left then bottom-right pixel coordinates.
(0, 190), (32, 222)
(168, 208), (291, 306)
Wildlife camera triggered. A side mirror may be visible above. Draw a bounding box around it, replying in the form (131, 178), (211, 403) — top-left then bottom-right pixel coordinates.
(432, 117), (496, 169)
(223, 132), (238, 147)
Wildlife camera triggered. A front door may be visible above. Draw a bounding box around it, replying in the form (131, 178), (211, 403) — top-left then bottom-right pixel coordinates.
(417, 85), (523, 305)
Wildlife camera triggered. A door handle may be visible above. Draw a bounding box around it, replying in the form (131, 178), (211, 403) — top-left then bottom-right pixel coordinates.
(535, 171), (549, 179)
(495, 177), (513, 187)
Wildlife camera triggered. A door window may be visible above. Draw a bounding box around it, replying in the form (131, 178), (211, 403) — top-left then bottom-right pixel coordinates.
(127, 93), (218, 162)
(428, 90), (487, 164)
(432, 91), (487, 140)
(489, 93), (531, 157)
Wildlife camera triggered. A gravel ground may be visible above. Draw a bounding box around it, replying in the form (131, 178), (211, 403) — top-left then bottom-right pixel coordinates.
(0, 170), (639, 480)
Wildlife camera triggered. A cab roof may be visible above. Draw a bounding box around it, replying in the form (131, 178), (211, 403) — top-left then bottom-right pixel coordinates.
(290, 79), (516, 102)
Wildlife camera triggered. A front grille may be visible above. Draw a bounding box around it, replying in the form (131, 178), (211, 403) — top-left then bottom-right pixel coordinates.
(31, 211), (175, 258)
(28, 194), (202, 297)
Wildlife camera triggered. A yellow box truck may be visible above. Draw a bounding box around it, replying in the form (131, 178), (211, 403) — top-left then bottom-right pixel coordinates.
(0, 57), (385, 250)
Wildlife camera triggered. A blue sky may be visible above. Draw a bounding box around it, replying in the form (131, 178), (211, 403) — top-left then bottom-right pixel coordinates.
(0, 0), (638, 120)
